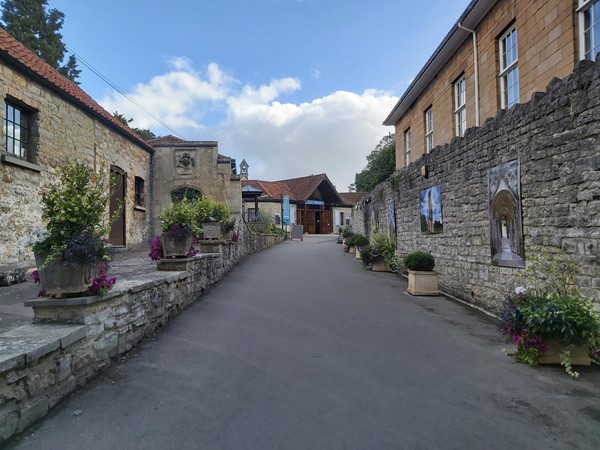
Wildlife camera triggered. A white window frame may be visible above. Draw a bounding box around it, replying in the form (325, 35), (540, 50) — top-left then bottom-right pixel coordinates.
(454, 75), (467, 137)
(404, 128), (411, 166)
(579, 0), (600, 61)
(499, 26), (519, 109)
(424, 108), (433, 153)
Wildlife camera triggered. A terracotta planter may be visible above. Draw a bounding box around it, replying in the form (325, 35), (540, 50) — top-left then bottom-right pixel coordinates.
(538, 337), (591, 366)
(370, 260), (388, 272)
(161, 230), (193, 258)
(202, 222), (223, 240)
(407, 270), (438, 296)
(34, 253), (98, 298)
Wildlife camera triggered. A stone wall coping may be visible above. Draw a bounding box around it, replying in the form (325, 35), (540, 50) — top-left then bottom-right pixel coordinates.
(0, 324), (86, 373)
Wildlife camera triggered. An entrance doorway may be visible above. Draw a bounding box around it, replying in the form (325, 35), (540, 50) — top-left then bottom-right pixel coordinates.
(109, 166), (126, 246)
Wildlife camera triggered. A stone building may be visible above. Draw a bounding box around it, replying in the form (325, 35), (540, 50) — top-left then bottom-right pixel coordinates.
(0, 28), (153, 279)
(385, 0), (598, 169)
(149, 136), (241, 236)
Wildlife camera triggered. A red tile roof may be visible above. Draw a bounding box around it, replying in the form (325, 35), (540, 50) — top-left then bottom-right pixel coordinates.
(339, 192), (367, 205)
(243, 173), (345, 204)
(0, 28), (153, 152)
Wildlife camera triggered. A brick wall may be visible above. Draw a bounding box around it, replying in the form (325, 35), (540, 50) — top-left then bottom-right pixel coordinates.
(354, 58), (600, 311)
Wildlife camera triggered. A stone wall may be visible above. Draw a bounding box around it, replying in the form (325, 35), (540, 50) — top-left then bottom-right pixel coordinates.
(0, 229), (282, 443)
(0, 63), (152, 269)
(353, 59), (600, 312)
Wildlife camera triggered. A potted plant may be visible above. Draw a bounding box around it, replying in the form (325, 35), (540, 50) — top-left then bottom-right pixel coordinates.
(352, 235), (369, 260)
(499, 252), (600, 377)
(32, 163), (118, 298)
(159, 197), (198, 258)
(364, 233), (398, 272)
(404, 251), (438, 295)
(342, 231), (354, 253)
(195, 197), (231, 240)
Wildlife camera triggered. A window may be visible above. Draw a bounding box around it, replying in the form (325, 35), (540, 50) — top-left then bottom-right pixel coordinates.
(425, 108), (433, 153)
(580, 0), (600, 60)
(404, 129), (411, 165)
(248, 208), (257, 222)
(454, 75), (467, 137)
(499, 26), (519, 108)
(134, 177), (145, 207)
(5, 101), (30, 158)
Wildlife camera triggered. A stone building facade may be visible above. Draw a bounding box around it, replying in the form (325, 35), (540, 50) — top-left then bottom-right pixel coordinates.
(150, 136), (241, 236)
(353, 59), (600, 311)
(0, 29), (153, 274)
(385, 0), (595, 169)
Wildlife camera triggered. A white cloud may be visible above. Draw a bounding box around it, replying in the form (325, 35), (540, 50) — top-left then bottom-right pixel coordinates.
(311, 67), (321, 80)
(100, 60), (398, 191)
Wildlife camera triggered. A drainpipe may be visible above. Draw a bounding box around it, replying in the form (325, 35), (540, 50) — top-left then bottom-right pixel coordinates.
(458, 22), (480, 127)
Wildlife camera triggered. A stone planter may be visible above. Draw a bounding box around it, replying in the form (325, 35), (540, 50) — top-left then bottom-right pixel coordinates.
(370, 260), (388, 272)
(355, 248), (362, 260)
(343, 245), (350, 253)
(349, 246), (356, 254)
(161, 230), (193, 258)
(538, 337), (591, 366)
(407, 270), (438, 296)
(202, 222), (223, 240)
(34, 253), (98, 298)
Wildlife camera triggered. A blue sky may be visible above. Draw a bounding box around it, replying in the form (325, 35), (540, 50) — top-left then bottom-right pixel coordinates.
(51, 0), (471, 190)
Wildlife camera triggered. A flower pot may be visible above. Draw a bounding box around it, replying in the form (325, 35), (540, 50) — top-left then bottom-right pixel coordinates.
(34, 253), (98, 298)
(538, 337), (591, 366)
(349, 246), (356, 254)
(343, 245), (350, 253)
(161, 230), (193, 258)
(370, 260), (388, 272)
(355, 248), (361, 260)
(407, 270), (438, 296)
(202, 222), (223, 240)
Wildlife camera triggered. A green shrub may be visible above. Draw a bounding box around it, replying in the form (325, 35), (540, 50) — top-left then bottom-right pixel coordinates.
(351, 234), (369, 248)
(342, 230), (354, 239)
(159, 197), (199, 235)
(404, 251), (435, 271)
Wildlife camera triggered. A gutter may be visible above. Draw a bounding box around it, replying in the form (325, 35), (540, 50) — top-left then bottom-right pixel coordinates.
(457, 22), (480, 127)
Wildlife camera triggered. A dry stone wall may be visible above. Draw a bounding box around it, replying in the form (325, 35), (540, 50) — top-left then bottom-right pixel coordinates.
(353, 59), (600, 311)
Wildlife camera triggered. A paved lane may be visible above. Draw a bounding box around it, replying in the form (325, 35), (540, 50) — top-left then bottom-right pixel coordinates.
(8, 236), (600, 449)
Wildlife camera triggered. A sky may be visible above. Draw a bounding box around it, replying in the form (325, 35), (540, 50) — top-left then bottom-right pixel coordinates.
(50, 0), (471, 191)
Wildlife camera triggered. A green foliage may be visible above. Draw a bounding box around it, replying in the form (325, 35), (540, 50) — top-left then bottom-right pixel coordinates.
(516, 251), (579, 298)
(351, 234), (369, 248)
(112, 111), (157, 140)
(500, 250), (600, 377)
(354, 133), (396, 192)
(159, 198), (198, 235)
(1, 0), (80, 82)
(194, 197), (231, 224)
(342, 230), (354, 239)
(32, 162), (116, 266)
(361, 233), (398, 272)
(404, 252), (435, 271)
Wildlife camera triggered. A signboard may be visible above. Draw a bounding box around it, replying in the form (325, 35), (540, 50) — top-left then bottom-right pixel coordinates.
(305, 199), (325, 206)
(282, 195), (290, 225)
(291, 224), (303, 241)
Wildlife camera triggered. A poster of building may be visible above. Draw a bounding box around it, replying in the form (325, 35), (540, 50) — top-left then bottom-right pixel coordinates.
(419, 185), (443, 234)
(488, 159), (525, 268)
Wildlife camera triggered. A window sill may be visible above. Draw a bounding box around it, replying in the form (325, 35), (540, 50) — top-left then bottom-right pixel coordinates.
(1, 154), (42, 172)
(134, 205), (147, 212)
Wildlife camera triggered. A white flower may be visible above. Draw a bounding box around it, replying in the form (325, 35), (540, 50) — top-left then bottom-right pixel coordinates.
(514, 286), (526, 295)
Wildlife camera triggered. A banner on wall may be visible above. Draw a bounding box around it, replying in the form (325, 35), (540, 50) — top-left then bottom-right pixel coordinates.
(282, 195), (290, 225)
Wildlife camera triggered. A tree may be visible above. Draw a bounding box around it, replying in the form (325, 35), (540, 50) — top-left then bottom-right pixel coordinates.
(113, 111), (157, 141)
(354, 133), (396, 192)
(1, 0), (80, 82)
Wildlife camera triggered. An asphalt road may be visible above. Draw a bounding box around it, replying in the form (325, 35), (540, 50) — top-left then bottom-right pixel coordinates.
(7, 236), (600, 449)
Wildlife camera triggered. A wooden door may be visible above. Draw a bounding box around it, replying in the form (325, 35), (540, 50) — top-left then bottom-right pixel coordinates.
(109, 167), (126, 246)
(304, 209), (316, 234)
(322, 209), (333, 234)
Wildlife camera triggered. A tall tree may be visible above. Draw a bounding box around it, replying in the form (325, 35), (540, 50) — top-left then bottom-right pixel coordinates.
(1, 0), (80, 82)
(354, 133), (396, 192)
(113, 111), (157, 141)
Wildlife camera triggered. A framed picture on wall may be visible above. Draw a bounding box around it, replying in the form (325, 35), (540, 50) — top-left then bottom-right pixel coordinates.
(419, 185), (443, 234)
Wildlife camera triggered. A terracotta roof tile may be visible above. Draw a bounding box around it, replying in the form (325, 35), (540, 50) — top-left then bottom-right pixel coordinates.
(0, 28), (152, 152)
(339, 192), (367, 205)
